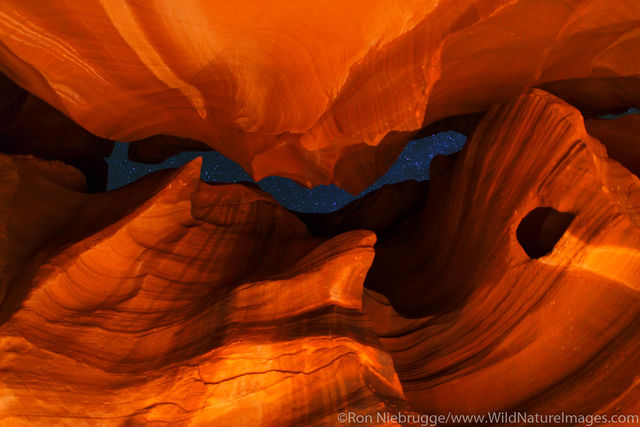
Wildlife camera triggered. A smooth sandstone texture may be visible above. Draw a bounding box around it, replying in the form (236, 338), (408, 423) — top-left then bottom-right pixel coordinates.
(361, 90), (640, 418)
(0, 156), (414, 425)
(1, 89), (640, 425)
(1, 1), (639, 192)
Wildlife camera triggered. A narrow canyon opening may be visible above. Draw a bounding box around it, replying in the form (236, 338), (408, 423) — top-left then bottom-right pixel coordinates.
(104, 132), (466, 213)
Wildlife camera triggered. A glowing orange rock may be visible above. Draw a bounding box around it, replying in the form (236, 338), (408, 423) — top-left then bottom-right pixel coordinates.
(2, 90), (640, 424)
(0, 156), (412, 425)
(1, 1), (639, 192)
(360, 89), (640, 418)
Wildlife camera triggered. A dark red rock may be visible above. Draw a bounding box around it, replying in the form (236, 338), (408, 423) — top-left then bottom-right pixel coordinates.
(0, 73), (114, 192)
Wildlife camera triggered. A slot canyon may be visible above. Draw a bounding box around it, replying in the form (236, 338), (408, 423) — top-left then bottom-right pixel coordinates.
(0, 1), (640, 426)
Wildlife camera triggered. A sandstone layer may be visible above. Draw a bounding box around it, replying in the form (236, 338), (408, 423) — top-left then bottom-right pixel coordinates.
(0, 156), (412, 425)
(359, 90), (640, 419)
(2, 89), (639, 425)
(1, 1), (639, 192)
(1, 1), (640, 424)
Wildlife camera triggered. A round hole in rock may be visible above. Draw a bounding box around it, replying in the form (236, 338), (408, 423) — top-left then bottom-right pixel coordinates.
(516, 207), (575, 258)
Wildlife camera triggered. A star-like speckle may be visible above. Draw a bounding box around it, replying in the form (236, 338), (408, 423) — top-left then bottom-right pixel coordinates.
(106, 131), (467, 212)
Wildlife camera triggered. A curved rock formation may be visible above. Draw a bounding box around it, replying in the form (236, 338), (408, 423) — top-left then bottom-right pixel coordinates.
(1, 1), (639, 192)
(2, 88), (640, 425)
(2, 1), (640, 423)
(361, 89), (640, 418)
(0, 73), (114, 192)
(0, 156), (413, 425)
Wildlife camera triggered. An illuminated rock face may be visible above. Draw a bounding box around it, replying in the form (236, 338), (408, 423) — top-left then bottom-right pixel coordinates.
(1, 0), (640, 423)
(2, 89), (638, 425)
(0, 156), (412, 425)
(362, 90), (640, 417)
(1, 1), (639, 192)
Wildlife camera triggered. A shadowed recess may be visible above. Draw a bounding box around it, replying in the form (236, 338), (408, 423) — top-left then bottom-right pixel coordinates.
(597, 107), (640, 119)
(106, 132), (466, 213)
(516, 207), (575, 259)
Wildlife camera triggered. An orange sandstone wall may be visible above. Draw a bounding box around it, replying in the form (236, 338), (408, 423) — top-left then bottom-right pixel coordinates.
(0, 156), (414, 425)
(1, 1), (639, 192)
(363, 90), (640, 417)
(2, 89), (639, 425)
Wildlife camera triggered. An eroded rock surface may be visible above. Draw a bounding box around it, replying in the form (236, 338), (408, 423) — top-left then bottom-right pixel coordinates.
(0, 156), (412, 425)
(1, 1), (639, 192)
(1, 1), (640, 424)
(2, 87), (640, 425)
(362, 90), (640, 419)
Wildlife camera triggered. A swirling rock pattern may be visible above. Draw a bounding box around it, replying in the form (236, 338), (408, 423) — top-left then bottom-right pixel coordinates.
(362, 90), (640, 419)
(0, 156), (414, 425)
(1, 1), (639, 192)
(3, 89), (638, 426)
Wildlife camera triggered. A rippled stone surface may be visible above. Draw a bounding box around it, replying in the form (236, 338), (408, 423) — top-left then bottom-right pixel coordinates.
(1, 1), (639, 192)
(0, 156), (415, 425)
(2, 1), (640, 424)
(3, 89), (638, 425)
(362, 90), (640, 418)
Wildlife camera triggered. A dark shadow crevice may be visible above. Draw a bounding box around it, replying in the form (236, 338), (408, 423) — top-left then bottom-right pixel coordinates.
(517, 207), (575, 259)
